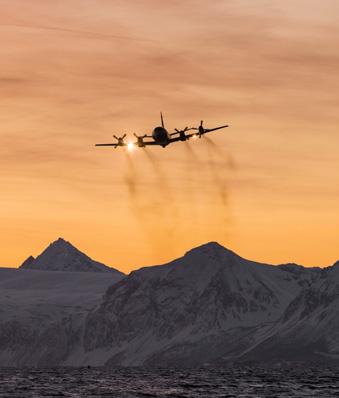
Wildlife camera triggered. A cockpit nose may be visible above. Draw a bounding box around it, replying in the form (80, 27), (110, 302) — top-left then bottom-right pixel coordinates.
(152, 126), (168, 143)
(153, 126), (164, 134)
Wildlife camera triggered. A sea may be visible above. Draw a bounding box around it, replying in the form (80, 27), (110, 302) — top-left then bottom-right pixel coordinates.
(0, 365), (338, 397)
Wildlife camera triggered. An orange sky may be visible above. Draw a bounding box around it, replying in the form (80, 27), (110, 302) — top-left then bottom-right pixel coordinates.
(1, 0), (338, 272)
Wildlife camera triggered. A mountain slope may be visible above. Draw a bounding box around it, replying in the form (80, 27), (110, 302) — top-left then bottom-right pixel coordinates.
(82, 242), (324, 366)
(20, 238), (121, 275)
(0, 267), (124, 366)
(1, 241), (337, 367)
(241, 265), (339, 363)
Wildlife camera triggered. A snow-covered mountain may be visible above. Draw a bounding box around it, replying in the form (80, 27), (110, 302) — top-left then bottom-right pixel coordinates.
(0, 238), (124, 366)
(0, 267), (124, 366)
(0, 241), (338, 367)
(82, 242), (337, 366)
(20, 238), (121, 274)
(242, 264), (339, 363)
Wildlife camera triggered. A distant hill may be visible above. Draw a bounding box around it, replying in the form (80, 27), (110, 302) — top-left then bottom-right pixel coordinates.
(20, 237), (122, 275)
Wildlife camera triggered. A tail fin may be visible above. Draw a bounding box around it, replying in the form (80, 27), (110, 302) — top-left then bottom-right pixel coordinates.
(160, 112), (164, 128)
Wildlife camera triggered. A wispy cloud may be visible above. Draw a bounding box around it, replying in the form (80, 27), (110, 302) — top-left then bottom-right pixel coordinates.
(0, 0), (338, 269)
(0, 22), (154, 42)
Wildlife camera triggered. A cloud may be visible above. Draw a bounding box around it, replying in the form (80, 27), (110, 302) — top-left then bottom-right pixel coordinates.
(0, 22), (154, 42)
(0, 77), (30, 84)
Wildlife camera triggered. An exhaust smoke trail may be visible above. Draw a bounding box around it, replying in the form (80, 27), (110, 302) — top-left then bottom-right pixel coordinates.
(203, 137), (233, 239)
(142, 148), (172, 199)
(123, 150), (154, 238)
(205, 140), (229, 205)
(204, 136), (236, 170)
(142, 148), (180, 239)
(182, 141), (201, 214)
(182, 137), (233, 240)
(123, 148), (180, 261)
(122, 135), (235, 259)
(142, 148), (178, 217)
(183, 140), (201, 163)
(123, 150), (138, 196)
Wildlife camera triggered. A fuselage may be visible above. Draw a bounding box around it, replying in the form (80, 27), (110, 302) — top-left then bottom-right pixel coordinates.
(152, 126), (170, 147)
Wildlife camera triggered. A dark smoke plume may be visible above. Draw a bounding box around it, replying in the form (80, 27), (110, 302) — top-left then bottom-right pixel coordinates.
(122, 136), (235, 258)
(204, 136), (235, 170)
(123, 148), (180, 260)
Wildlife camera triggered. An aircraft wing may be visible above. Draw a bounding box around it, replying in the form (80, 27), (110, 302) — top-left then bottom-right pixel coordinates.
(168, 136), (187, 143)
(168, 126), (228, 142)
(132, 140), (159, 146)
(170, 128), (194, 137)
(169, 125), (229, 142)
(201, 124), (229, 133)
(95, 143), (122, 147)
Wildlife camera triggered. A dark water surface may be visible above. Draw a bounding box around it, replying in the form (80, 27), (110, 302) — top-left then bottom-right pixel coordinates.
(0, 366), (338, 397)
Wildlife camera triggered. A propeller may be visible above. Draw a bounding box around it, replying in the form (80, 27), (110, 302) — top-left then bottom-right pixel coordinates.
(188, 120), (229, 139)
(113, 133), (126, 141)
(198, 120), (205, 137)
(111, 134), (126, 148)
(174, 126), (192, 141)
(174, 126), (190, 133)
(190, 120), (205, 138)
(133, 133), (147, 139)
(133, 133), (147, 147)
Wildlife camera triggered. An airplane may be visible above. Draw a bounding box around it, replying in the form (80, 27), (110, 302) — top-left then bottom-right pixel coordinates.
(95, 113), (229, 149)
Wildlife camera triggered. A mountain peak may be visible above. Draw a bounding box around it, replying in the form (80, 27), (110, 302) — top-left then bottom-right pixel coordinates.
(20, 238), (123, 274)
(198, 241), (225, 250)
(185, 241), (238, 260)
(46, 237), (80, 254)
(20, 255), (35, 268)
(55, 237), (68, 244)
(50, 237), (75, 248)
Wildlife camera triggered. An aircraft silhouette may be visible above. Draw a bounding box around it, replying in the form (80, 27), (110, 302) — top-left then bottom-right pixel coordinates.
(95, 113), (229, 149)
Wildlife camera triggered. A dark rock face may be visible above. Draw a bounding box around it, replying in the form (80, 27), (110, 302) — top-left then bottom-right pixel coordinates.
(20, 256), (35, 268)
(2, 241), (338, 367)
(20, 238), (122, 275)
(0, 266), (124, 367)
(83, 242), (339, 366)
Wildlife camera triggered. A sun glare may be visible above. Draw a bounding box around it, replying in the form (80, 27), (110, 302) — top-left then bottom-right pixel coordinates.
(127, 142), (135, 151)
